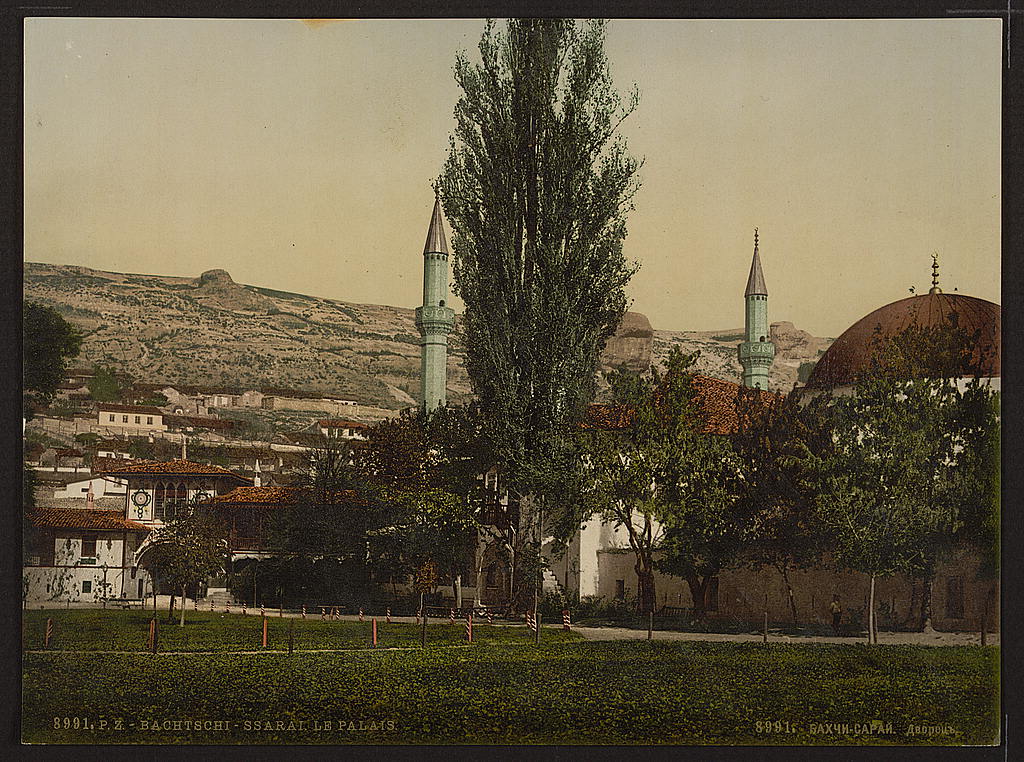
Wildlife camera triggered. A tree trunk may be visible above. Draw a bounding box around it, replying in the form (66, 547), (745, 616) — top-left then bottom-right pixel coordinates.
(167, 592), (176, 624)
(179, 584), (186, 627)
(685, 574), (709, 619)
(867, 573), (876, 645)
(454, 575), (463, 611)
(778, 563), (798, 625)
(634, 556), (656, 616)
(919, 571), (935, 633)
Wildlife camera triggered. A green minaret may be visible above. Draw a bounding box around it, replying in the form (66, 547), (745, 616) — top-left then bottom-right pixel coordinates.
(415, 196), (455, 411)
(737, 228), (775, 390)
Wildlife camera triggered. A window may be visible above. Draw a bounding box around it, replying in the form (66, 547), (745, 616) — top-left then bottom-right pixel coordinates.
(147, 416), (153, 424)
(82, 580), (92, 594)
(946, 576), (965, 619)
(485, 565), (497, 589)
(134, 416), (141, 424)
(122, 415), (129, 423)
(614, 579), (625, 600)
(108, 414), (115, 422)
(81, 534), (97, 558)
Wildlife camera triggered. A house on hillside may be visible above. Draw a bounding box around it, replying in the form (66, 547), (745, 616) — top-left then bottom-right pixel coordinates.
(316, 419), (368, 440)
(96, 404), (167, 434)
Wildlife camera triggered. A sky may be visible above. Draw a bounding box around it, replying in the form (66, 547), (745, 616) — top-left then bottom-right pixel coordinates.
(23, 18), (1001, 337)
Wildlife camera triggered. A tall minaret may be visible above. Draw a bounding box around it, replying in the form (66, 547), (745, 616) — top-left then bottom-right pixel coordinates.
(414, 195), (455, 411)
(737, 228), (775, 390)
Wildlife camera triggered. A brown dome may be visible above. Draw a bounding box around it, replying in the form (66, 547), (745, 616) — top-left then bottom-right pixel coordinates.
(805, 293), (1000, 389)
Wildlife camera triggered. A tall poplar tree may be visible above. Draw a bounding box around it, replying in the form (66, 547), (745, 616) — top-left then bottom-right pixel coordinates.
(437, 18), (641, 504)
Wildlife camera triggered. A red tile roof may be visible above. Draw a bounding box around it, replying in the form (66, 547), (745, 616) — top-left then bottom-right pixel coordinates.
(97, 403), (163, 415)
(583, 374), (781, 436)
(26, 508), (150, 532)
(317, 419), (368, 428)
(96, 459), (251, 482)
(209, 486), (363, 507)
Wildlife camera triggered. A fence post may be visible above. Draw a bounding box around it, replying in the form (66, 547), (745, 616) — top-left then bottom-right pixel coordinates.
(534, 613), (541, 645)
(465, 613), (473, 643)
(288, 618), (294, 655)
(262, 616), (268, 649)
(45, 618), (53, 649)
(152, 617), (159, 654)
(420, 609), (427, 647)
(763, 611), (768, 644)
(372, 618), (377, 648)
(562, 609), (570, 631)
(386, 608), (391, 624)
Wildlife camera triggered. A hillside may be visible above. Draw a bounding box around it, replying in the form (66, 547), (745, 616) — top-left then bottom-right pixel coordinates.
(24, 262), (832, 406)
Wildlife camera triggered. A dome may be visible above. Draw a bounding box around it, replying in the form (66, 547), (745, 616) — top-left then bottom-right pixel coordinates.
(805, 293), (1000, 389)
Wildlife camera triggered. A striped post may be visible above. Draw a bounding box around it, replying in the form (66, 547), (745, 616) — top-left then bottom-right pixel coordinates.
(262, 617), (268, 648)
(302, 605), (306, 619)
(210, 600), (214, 612)
(487, 610), (493, 625)
(386, 608), (391, 624)
(359, 608), (364, 622)
(45, 618), (53, 648)
(242, 605), (247, 616)
(465, 613), (473, 643)
(320, 607), (326, 620)
(225, 604), (230, 614)
(449, 608), (455, 624)
(371, 618), (377, 648)
(332, 607), (339, 621)
(562, 609), (571, 631)
(193, 598), (197, 611)
(415, 609), (421, 625)
(261, 605), (265, 618)
(151, 617), (158, 654)
(147, 618), (154, 652)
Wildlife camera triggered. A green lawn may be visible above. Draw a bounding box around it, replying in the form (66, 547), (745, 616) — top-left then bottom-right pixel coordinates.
(22, 635), (999, 745)
(22, 609), (572, 652)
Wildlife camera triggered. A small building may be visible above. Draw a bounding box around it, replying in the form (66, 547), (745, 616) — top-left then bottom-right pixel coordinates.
(316, 419), (368, 440)
(97, 404), (167, 434)
(23, 508), (152, 603)
(53, 475), (127, 500)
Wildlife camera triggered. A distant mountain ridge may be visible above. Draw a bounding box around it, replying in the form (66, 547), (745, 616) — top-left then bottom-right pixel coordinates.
(24, 262), (832, 408)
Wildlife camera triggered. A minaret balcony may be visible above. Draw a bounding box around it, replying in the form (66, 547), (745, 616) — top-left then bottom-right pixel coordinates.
(415, 305), (455, 336)
(738, 341), (776, 363)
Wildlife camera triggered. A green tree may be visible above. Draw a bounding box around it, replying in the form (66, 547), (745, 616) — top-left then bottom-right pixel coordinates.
(437, 19), (642, 606)
(147, 497), (228, 626)
(23, 300), (82, 418)
(23, 465), (37, 510)
(731, 389), (831, 624)
(87, 365), (123, 402)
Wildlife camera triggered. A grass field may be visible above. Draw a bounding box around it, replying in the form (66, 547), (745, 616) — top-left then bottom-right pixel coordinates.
(21, 613), (1000, 745)
(22, 609), (570, 652)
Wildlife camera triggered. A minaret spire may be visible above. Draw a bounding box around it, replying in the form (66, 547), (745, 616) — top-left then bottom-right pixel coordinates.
(738, 228), (775, 390)
(929, 252), (942, 294)
(415, 193), (455, 412)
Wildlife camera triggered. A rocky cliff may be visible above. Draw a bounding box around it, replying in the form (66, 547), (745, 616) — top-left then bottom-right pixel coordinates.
(25, 262), (832, 407)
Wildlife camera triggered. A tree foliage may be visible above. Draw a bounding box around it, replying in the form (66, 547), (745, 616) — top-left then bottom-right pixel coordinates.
(23, 300), (82, 417)
(437, 18), (641, 498)
(147, 497), (228, 626)
(87, 365), (123, 403)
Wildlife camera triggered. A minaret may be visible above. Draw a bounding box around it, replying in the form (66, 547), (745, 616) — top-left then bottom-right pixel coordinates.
(737, 228), (775, 390)
(253, 459), (262, 488)
(414, 195), (455, 411)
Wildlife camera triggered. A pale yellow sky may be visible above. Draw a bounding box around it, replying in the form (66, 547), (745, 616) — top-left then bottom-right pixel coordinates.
(23, 18), (1001, 337)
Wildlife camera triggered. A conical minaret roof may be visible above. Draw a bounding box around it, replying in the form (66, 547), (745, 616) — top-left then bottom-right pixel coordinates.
(744, 228), (767, 296)
(423, 196), (449, 256)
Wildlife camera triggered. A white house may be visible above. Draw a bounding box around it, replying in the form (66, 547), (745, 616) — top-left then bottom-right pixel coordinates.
(23, 508), (153, 603)
(96, 404), (167, 434)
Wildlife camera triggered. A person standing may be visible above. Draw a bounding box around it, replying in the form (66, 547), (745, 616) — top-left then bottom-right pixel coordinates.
(830, 595), (842, 635)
